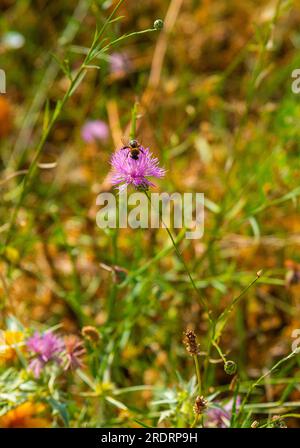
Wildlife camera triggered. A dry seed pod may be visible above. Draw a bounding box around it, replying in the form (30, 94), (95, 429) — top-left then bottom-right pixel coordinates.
(183, 330), (200, 356)
(81, 326), (100, 342)
(193, 396), (208, 415)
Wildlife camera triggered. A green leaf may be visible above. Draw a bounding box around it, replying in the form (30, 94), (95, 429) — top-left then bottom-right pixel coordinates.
(47, 397), (69, 427)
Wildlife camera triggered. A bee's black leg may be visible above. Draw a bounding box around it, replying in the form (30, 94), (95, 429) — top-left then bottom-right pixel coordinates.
(120, 146), (130, 158)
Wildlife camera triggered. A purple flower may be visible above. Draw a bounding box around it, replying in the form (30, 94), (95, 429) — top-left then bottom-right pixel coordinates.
(110, 146), (165, 191)
(206, 397), (241, 428)
(26, 331), (65, 378)
(81, 120), (109, 143)
(109, 52), (130, 74)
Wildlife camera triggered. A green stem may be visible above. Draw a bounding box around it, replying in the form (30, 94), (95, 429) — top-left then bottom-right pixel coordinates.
(212, 341), (227, 363)
(129, 102), (138, 140)
(214, 271), (262, 341)
(144, 189), (207, 425)
(101, 29), (157, 55)
(190, 415), (199, 428)
(237, 349), (299, 424)
(193, 355), (202, 396)
(118, 228), (186, 288)
(163, 222), (209, 314)
(258, 414), (300, 429)
(144, 191), (209, 313)
(193, 355), (204, 428)
(107, 229), (118, 321)
(2, 0), (159, 251)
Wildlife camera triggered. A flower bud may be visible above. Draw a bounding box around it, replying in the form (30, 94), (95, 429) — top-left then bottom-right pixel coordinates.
(81, 326), (100, 342)
(224, 360), (237, 375)
(154, 19), (164, 30)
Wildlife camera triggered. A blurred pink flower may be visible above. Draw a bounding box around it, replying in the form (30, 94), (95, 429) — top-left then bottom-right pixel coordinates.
(81, 120), (109, 143)
(206, 397), (241, 428)
(109, 52), (130, 74)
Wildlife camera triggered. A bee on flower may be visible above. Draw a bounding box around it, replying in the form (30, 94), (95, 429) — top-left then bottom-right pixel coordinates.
(110, 142), (165, 191)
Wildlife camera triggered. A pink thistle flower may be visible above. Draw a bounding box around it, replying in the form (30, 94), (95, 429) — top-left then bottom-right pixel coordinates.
(110, 146), (165, 191)
(26, 331), (64, 378)
(109, 52), (130, 74)
(63, 335), (86, 371)
(81, 120), (109, 143)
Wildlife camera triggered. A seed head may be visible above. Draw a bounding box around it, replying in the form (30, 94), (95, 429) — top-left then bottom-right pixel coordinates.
(251, 420), (259, 428)
(63, 335), (86, 371)
(193, 396), (208, 415)
(81, 326), (100, 343)
(183, 329), (200, 356)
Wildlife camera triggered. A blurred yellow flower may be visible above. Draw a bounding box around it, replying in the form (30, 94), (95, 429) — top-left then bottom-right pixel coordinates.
(0, 330), (24, 362)
(0, 402), (50, 428)
(95, 381), (114, 396)
(4, 246), (20, 264)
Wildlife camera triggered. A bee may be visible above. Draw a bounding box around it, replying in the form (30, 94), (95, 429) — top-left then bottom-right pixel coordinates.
(121, 139), (144, 160)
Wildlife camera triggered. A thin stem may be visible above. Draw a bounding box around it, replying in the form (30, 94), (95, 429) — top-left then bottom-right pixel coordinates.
(193, 355), (204, 428)
(129, 102), (138, 140)
(107, 230), (118, 321)
(98, 0), (127, 41)
(190, 415), (199, 428)
(4, 73), (78, 246)
(212, 341), (227, 363)
(193, 355), (202, 396)
(144, 190), (207, 425)
(2, 0), (158, 251)
(144, 189), (211, 405)
(214, 271), (262, 341)
(9, 0), (92, 170)
(258, 414), (300, 429)
(101, 29), (157, 55)
(237, 349), (299, 423)
(144, 190), (209, 315)
(166, 225), (210, 315)
(118, 228), (186, 288)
